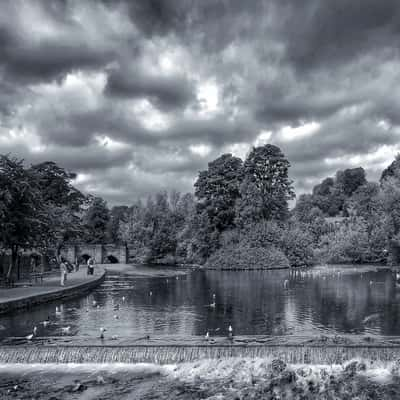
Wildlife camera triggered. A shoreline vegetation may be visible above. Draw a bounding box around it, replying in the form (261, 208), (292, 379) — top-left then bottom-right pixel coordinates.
(2, 145), (400, 277)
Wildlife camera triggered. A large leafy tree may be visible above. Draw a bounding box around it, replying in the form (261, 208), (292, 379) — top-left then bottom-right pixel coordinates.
(0, 155), (43, 278)
(29, 161), (86, 260)
(195, 153), (243, 232)
(194, 153), (243, 259)
(107, 205), (129, 243)
(237, 144), (295, 223)
(84, 197), (110, 244)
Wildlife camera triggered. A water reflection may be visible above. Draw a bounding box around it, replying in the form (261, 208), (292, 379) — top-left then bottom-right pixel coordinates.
(1, 265), (400, 340)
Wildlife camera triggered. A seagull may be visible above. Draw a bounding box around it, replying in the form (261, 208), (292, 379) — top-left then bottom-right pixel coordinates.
(228, 325), (233, 339)
(92, 300), (97, 307)
(122, 296), (126, 302)
(26, 333), (34, 340)
(99, 327), (106, 339)
(111, 335), (118, 340)
(33, 326), (37, 336)
(114, 314), (119, 319)
(61, 326), (71, 334)
(55, 306), (62, 316)
(205, 331), (209, 340)
(149, 291), (152, 296)
(41, 318), (50, 327)
(209, 301), (216, 308)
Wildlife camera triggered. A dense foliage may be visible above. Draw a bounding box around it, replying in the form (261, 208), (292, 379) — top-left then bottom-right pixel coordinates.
(3, 146), (400, 272)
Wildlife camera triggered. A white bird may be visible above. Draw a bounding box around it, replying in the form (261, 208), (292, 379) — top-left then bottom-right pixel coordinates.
(41, 319), (50, 327)
(122, 296), (126, 302)
(33, 326), (37, 336)
(61, 326), (71, 334)
(114, 314), (119, 319)
(111, 335), (118, 340)
(99, 327), (106, 339)
(209, 301), (216, 308)
(149, 291), (152, 296)
(26, 333), (34, 340)
(92, 300), (97, 307)
(55, 306), (62, 316)
(228, 325), (233, 339)
(205, 331), (209, 340)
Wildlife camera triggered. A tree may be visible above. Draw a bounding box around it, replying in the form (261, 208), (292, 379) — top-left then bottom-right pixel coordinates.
(194, 153), (243, 232)
(29, 161), (86, 260)
(84, 197), (110, 243)
(237, 144), (295, 223)
(107, 205), (129, 243)
(380, 154), (400, 184)
(0, 155), (43, 278)
(336, 167), (367, 197)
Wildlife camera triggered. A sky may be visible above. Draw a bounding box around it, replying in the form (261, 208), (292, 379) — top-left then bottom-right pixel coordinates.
(1, 0), (400, 205)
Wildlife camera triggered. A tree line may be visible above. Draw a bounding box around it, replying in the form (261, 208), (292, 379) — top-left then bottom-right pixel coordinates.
(2, 145), (400, 274)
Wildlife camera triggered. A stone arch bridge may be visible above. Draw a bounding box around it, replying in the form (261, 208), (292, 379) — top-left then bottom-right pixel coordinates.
(61, 244), (128, 264)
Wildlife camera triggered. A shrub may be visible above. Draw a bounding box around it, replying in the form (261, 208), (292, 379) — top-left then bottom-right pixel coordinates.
(205, 243), (289, 270)
(281, 224), (316, 267)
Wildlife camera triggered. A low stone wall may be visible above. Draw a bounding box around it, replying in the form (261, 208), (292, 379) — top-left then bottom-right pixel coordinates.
(0, 270), (106, 315)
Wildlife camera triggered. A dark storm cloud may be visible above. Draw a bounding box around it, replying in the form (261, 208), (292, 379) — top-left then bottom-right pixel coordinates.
(0, 3), (114, 84)
(105, 67), (194, 110)
(274, 0), (400, 70)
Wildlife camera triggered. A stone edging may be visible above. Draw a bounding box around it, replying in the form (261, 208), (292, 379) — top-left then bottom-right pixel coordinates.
(0, 270), (106, 315)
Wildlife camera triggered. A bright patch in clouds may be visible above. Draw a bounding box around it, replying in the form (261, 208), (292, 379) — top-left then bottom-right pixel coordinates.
(223, 143), (250, 160)
(197, 81), (219, 116)
(278, 122), (321, 142)
(189, 144), (212, 157)
(95, 135), (127, 151)
(254, 130), (272, 146)
(132, 99), (171, 131)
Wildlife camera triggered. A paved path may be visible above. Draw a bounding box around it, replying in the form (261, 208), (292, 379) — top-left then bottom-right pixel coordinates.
(0, 268), (105, 314)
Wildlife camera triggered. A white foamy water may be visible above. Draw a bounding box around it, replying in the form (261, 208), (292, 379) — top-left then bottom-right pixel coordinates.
(1, 358), (399, 399)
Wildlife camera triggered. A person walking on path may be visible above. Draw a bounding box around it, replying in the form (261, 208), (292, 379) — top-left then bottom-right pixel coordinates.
(60, 258), (68, 286)
(87, 257), (95, 275)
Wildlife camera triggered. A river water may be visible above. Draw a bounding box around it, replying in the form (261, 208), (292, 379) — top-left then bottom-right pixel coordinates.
(1, 264), (400, 399)
(0, 264), (399, 339)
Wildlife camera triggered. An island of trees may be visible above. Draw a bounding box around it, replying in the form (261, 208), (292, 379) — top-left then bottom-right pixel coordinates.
(2, 144), (400, 276)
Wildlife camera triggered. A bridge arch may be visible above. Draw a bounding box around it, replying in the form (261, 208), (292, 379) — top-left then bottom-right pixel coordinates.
(61, 244), (127, 265)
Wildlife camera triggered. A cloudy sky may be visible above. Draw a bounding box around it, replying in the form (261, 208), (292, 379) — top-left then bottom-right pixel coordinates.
(1, 0), (400, 205)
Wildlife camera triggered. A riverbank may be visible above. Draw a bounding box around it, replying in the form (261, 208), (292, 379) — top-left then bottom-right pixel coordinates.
(0, 268), (106, 315)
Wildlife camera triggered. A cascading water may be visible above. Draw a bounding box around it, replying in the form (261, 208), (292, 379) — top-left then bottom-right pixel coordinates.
(2, 343), (400, 364)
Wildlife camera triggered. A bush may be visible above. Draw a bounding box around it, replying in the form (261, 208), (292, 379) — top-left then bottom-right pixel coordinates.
(281, 224), (316, 267)
(205, 243), (289, 270)
(315, 219), (371, 264)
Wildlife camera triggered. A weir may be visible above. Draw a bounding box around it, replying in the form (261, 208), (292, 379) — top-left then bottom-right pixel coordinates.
(2, 343), (400, 364)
